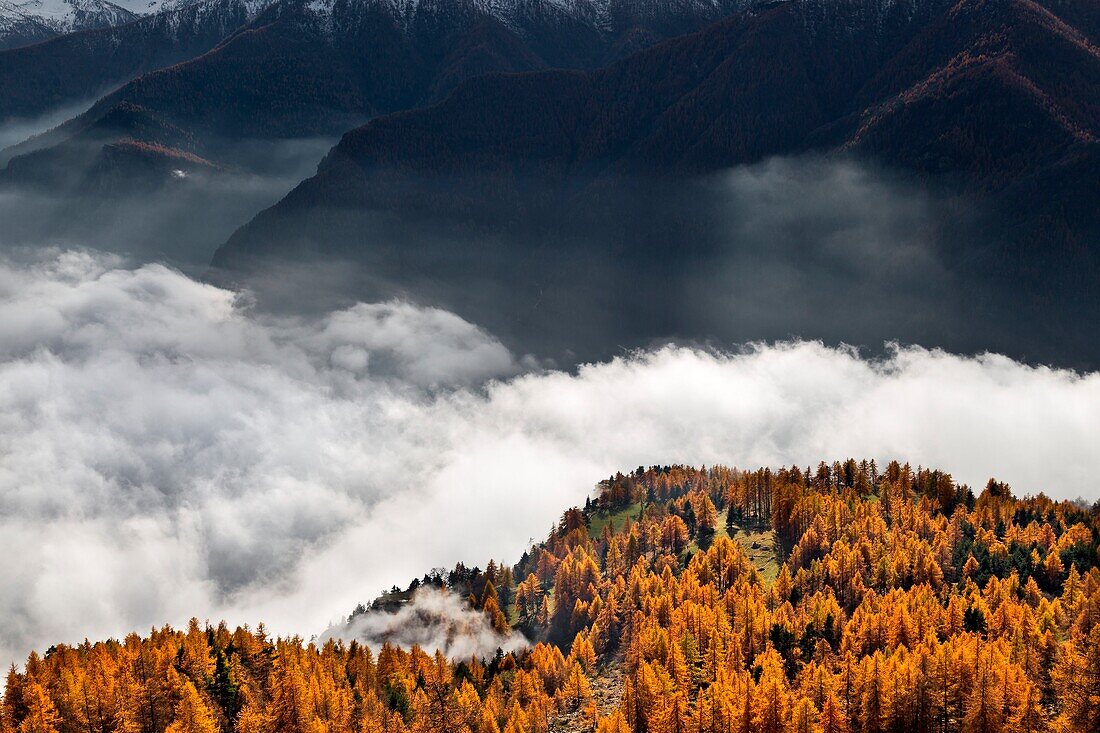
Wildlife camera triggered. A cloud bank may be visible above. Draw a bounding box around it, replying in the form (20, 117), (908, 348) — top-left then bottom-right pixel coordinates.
(323, 588), (528, 660)
(1, 251), (1098, 666)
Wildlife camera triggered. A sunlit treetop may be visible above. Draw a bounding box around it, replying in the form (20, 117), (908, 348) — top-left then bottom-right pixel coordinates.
(4, 460), (1099, 733)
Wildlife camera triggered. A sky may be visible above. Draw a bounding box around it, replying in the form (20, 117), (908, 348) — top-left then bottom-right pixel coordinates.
(0, 249), (1098, 666)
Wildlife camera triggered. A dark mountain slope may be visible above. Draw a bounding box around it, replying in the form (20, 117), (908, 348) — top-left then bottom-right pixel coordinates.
(0, 0), (753, 132)
(0, 0), (757, 183)
(1, 102), (201, 190)
(240, 0), (1095, 188)
(0, 0), (270, 122)
(213, 0), (1100, 366)
(841, 0), (1100, 183)
(69, 0), (543, 139)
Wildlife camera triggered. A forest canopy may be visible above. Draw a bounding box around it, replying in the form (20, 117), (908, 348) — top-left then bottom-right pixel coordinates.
(3, 460), (1099, 733)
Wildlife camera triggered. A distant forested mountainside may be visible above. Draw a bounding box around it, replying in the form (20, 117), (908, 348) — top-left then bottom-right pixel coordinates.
(0, 0), (759, 275)
(0, 0), (261, 52)
(0, 0), (274, 123)
(5, 461), (1099, 733)
(0, 0), (141, 52)
(211, 0), (1100, 367)
(0, 0), (754, 173)
(216, 0), (1099, 215)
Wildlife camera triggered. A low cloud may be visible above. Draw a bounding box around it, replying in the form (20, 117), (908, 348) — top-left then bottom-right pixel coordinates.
(323, 588), (528, 660)
(0, 100), (101, 160)
(0, 251), (1098, 666)
(0, 137), (335, 276)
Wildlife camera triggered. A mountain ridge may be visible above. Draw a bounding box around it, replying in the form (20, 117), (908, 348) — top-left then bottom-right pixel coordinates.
(0, 0), (274, 122)
(0, 0), (139, 50)
(0, 0), (768, 197)
(0, 0), (756, 125)
(210, 0), (1100, 366)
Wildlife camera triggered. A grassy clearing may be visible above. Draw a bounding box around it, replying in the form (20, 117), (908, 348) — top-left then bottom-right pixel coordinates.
(685, 516), (782, 583)
(588, 503), (781, 584)
(587, 502), (644, 538)
(727, 519), (782, 582)
(684, 520), (731, 557)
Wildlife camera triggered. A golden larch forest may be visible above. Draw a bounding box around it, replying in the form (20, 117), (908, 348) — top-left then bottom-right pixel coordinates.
(4, 461), (1099, 733)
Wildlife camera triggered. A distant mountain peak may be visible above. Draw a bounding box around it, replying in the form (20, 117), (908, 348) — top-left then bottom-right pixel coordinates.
(284, 0), (758, 37)
(0, 0), (276, 49)
(0, 0), (140, 48)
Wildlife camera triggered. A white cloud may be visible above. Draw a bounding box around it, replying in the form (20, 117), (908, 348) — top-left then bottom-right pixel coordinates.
(0, 251), (1097, 666)
(323, 588), (528, 660)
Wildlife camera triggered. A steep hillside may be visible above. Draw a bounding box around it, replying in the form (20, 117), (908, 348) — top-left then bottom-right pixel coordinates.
(3, 461), (1098, 732)
(0, 0), (754, 129)
(0, 0), (758, 198)
(0, 0), (273, 122)
(0, 102), (216, 192)
(222, 0), (1096, 207)
(212, 0), (1100, 366)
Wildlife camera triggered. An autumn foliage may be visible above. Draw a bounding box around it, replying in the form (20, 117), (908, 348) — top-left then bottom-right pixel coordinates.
(3, 461), (1099, 733)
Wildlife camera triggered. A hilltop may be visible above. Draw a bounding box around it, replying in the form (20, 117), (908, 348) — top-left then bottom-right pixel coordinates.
(3, 459), (1099, 732)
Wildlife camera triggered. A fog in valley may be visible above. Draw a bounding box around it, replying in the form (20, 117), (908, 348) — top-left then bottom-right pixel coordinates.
(207, 155), (1006, 365)
(0, 123), (336, 276)
(1, 110), (1098, 667)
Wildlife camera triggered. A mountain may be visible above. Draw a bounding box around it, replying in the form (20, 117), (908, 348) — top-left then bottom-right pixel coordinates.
(0, 0), (139, 50)
(212, 0), (1100, 366)
(217, 0), (1097, 201)
(0, 0), (249, 51)
(4, 461), (1100, 732)
(0, 0), (762, 279)
(0, 0), (765, 238)
(0, 0), (759, 197)
(1, 101), (211, 191)
(1, 0), (756, 137)
(0, 0), (273, 122)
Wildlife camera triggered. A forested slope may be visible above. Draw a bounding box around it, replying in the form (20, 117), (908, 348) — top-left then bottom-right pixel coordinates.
(4, 460), (1099, 733)
(212, 0), (1100, 368)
